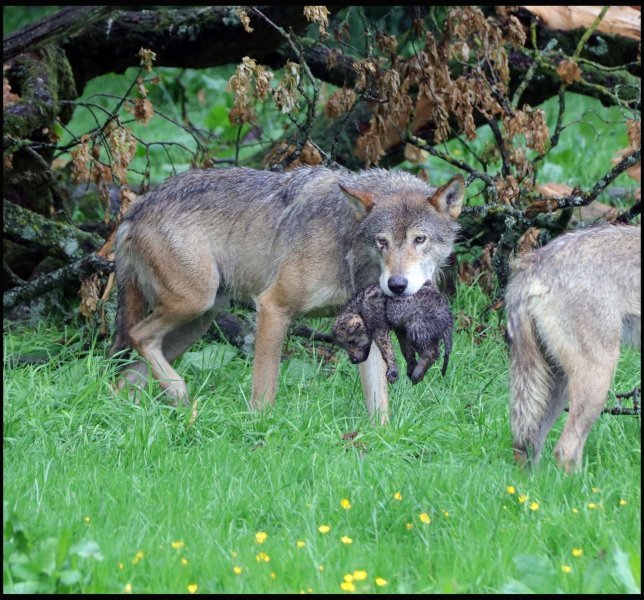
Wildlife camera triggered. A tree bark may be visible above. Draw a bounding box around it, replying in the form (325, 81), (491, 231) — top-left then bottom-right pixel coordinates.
(3, 199), (104, 261)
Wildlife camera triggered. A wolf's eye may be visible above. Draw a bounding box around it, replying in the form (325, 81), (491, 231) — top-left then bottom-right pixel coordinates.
(414, 235), (427, 244)
(376, 236), (388, 250)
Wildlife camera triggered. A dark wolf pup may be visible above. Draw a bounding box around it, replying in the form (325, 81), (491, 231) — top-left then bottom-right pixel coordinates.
(332, 281), (453, 385)
(505, 224), (641, 472)
(110, 166), (464, 423)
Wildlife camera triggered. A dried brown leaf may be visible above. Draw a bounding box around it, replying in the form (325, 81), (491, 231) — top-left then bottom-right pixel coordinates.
(516, 227), (541, 255)
(556, 59), (582, 85)
(304, 5), (330, 37)
(137, 47), (156, 73)
(235, 7), (254, 33)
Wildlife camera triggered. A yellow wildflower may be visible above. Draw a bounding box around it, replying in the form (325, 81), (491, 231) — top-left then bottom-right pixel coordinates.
(318, 525), (331, 534)
(353, 570), (367, 580)
(588, 502), (598, 509)
(270, 572), (277, 579)
(296, 540), (306, 548)
(187, 583), (198, 594)
(375, 577), (388, 586)
(124, 583), (133, 593)
(419, 513), (431, 524)
(619, 499), (628, 506)
(592, 487), (600, 493)
(181, 558), (188, 566)
(518, 494), (528, 504)
(132, 550), (144, 565)
(406, 522), (414, 530)
(118, 562), (125, 570)
(341, 498), (352, 510)
(572, 548), (583, 557)
(572, 508), (579, 514)
(393, 492), (403, 501)
(340, 581), (355, 592)
(255, 531), (268, 544)
(506, 486), (516, 495)
(233, 566), (243, 575)
(343, 574), (354, 582)
(84, 516), (91, 523)
(561, 565), (572, 574)
(318, 565), (324, 571)
(341, 536), (353, 544)
(171, 540), (185, 549)
(256, 552), (271, 562)
(529, 501), (540, 511)
(443, 511), (450, 518)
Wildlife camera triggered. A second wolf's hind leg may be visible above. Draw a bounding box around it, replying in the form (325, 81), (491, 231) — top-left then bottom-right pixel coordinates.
(359, 342), (389, 425)
(527, 365), (568, 464)
(553, 349), (620, 472)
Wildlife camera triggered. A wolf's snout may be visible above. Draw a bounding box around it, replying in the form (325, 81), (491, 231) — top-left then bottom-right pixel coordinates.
(387, 276), (408, 295)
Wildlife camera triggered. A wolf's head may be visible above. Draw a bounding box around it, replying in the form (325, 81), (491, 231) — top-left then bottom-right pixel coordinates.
(340, 171), (465, 297)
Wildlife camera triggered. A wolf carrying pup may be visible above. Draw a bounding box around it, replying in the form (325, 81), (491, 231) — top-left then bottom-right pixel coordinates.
(506, 224), (641, 471)
(110, 166), (464, 423)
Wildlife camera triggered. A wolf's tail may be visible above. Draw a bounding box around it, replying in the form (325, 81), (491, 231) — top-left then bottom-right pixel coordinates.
(108, 227), (146, 360)
(505, 277), (552, 462)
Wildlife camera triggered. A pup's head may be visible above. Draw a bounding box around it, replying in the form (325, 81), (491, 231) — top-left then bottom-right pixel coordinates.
(340, 171), (465, 297)
(332, 314), (372, 364)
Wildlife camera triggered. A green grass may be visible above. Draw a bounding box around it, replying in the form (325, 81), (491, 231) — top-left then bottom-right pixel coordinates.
(3, 282), (640, 594)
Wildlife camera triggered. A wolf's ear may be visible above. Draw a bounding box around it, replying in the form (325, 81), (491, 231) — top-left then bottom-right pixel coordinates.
(339, 183), (374, 221)
(428, 174), (465, 219)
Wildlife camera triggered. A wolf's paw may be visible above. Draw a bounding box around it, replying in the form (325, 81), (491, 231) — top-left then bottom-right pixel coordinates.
(386, 366), (399, 384)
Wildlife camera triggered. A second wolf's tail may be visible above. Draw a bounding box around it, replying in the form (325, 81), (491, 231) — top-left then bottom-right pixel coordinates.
(108, 227), (146, 360)
(505, 277), (552, 461)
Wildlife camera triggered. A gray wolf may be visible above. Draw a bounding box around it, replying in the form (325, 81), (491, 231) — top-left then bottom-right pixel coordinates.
(505, 224), (641, 471)
(109, 166), (464, 423)
(332, 281), (453, 385)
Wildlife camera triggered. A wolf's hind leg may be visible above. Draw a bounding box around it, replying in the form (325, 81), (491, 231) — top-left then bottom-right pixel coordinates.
(528, 365), (568, 464)
(553, 348), (620, 472)
(114, 311), (216, 396)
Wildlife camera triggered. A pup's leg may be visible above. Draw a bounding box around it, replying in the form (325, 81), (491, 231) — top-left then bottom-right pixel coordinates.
(251, 285), (294, 410)
(553, 348), (620, 472)
(372, 329), (398, 383)
(410, 345), (439, 384)
(359, 341), (389, 425)
(394, 329), (417, 380)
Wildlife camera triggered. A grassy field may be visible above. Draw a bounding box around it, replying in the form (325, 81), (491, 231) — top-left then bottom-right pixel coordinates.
(3, 280), (640, 594)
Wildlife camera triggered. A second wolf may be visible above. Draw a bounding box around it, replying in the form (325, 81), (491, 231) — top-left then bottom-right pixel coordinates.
(506, 224), (641, 471)
(110, 166), (464, 423)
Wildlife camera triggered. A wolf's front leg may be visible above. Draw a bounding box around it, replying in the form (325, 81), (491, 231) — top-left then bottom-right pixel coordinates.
(359, 341), (389, 425)
(251, 287), (293, 410)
